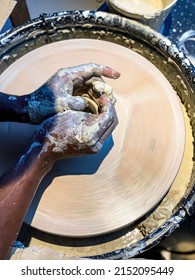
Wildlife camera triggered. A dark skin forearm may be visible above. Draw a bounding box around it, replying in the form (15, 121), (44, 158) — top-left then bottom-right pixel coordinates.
(0, 90), (86, 124)
(0, 137), (54, 260)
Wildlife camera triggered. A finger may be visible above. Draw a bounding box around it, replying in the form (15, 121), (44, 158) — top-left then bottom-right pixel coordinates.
(92, 117), (118, 153)
(85, 77), (113, 96)
(98, 95), (116, 114)
(87, 96), (118, 150)
(91, 80), (116, 104)
(73, 77), (104, 98)
(67, 95), (88, 111)
(98, 95), (118, 132)
(63, 63), (121, 84)
(84, 76), (105, 86)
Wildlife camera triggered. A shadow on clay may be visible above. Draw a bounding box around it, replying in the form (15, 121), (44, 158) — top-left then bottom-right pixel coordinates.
(23, 135), (143, 247)
(25, 135), (114, 224)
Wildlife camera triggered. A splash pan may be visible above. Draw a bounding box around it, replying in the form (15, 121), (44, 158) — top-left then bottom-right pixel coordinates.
(0, 39), (185, 237)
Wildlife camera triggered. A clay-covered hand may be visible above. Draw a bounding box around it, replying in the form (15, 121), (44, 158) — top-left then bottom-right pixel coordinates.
(27, 63), (120, 123)
(75, 76), (117, 110)
(31, 95), (118, 161)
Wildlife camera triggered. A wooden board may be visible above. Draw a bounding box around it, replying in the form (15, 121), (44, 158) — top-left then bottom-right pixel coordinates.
(0, 0), (16, 30)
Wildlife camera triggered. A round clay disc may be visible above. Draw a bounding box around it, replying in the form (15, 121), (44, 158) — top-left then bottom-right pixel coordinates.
(0, 39), (185, 237)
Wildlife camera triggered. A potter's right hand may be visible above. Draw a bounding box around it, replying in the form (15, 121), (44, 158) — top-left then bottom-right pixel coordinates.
(31, 95), (118, 161)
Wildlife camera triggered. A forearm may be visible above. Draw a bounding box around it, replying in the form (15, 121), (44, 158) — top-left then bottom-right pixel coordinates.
(0, 92), (32, 123)
(0, 138), (54, 259)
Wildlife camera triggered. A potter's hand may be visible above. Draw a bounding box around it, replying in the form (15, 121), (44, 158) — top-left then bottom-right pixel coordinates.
(73, 76), (117, 116)
(0, 95), (118, 260)
(0, 64), (120, 260)
(32, 95), (118, 160)
(27, 63), (120, 124)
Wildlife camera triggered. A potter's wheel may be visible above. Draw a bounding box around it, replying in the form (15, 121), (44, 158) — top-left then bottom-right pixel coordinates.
(0, 39), (185, 237)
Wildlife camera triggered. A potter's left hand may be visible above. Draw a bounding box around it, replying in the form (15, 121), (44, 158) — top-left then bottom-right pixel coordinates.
(27, 63), (120, 123)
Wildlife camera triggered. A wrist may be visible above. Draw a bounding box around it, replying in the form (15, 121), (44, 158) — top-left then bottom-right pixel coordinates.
(0, 92), (30, 123)
(0, 138), (54, 187)
(21, 93), (42, 124)
(20, 141), (54, 173)
(27, 135), (56, 173)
